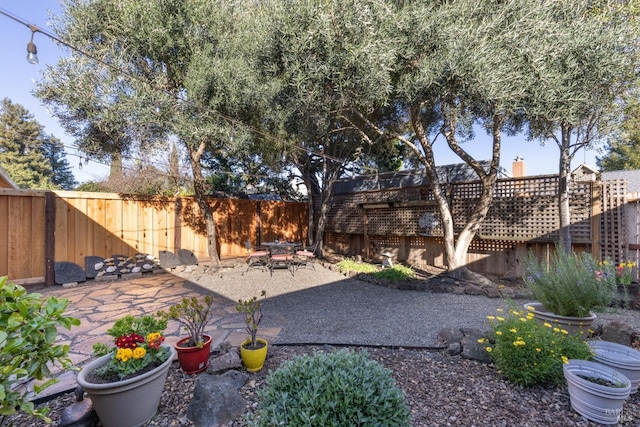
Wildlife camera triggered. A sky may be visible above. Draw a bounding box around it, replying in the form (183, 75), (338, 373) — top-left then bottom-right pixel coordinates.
(0, 1), (600, 185)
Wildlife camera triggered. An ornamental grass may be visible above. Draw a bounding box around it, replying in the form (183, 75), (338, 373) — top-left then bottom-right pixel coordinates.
(483, 307), (592, 387)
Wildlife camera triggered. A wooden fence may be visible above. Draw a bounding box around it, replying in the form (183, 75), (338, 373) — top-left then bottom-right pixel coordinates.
(0, 189), (308, 284)
(322, 175), (627, 278)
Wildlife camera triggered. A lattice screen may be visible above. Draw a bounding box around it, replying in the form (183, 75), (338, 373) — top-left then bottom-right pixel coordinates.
(601, 179), (627, 263)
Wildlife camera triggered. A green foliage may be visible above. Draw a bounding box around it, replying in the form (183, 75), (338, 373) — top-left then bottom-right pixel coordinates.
(522, 246), (617, 317)
(250, 349), (410, 426)
(371, 264), (417, 282)
(484, 306), (592, 387)
(236, 291), (266, 349)
(157, 294), (215, 347)
(336, 258), (379, 274)
(0, 277), (80, 423)
(0, 98), (75, 190)
(91, 314), (169, 380)
(598, 102), (640, 171)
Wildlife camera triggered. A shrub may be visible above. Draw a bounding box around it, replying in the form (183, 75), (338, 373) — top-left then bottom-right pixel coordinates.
(250, 349), (410, 426)
(522, 246), (617, 317)
(336, 258), (379, 274)
(0, 277), (80, 423)
(483, 306), (592, 387)
(371, 264), (416, 282)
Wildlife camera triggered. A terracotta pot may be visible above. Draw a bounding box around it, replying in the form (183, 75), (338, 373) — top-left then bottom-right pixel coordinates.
(76, 346), (175, 427)
(563, 359), (631, 425)
(240, 338), (268, 372)
(174, 334), (212, 374)
(524, 302), (596, 339)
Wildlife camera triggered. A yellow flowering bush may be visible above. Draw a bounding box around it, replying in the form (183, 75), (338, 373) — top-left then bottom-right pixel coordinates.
(92, 315), (170, 381)
(483, 307), (592, 387)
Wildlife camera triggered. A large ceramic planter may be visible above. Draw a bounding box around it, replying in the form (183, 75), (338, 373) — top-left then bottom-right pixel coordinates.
(175, 334), (212, 374)
(524, 302), (596, 339)
(563, 359), (631, 425)
(588, 340), (640, 394)
(240, 338), (268, 372)
(76, 345), (175, 427)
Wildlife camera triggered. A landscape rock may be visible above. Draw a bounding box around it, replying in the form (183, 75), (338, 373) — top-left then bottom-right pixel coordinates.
(448, 342), (462, 356)
(460, 328), (492, 363)
(57, 398), (97, 427)
(159, 250), (181, 268)
(437, 327), (464, 346)
(186, 370), (249, 427)
(207, 351), (242, 374)
(54, 262), (86, 285)
(599, 321), (637, 346)
(464, 284), (483, 295)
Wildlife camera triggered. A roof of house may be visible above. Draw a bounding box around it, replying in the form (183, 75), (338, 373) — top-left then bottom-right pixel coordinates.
(333, 161), (509, 194)
(601, 169), (640, 193)
(0, 166), (17, 189)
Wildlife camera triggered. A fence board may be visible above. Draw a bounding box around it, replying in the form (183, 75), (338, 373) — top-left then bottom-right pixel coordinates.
(0, 190), (307, 282)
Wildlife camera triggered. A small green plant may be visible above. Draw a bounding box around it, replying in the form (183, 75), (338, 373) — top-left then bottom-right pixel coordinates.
(483, 306), (592, 387)
(236, 291), (266, 349)
(158, 294), (216, 347)
(522, 245), (617, 317)
(371, 264), (417, 282)
(336, 258), (379, 274)
(91, 314), (169, 381)
(0, 277), (80, 423)
(249, 349), (410, 426)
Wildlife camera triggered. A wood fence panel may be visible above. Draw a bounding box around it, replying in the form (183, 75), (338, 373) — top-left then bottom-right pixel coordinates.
(0, 195), (8, 276)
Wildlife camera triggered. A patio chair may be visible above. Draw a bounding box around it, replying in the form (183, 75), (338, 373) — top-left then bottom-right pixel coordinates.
(293, 243), (317, 272)
(268, 244), (295, 276)
(244, 241), (269, 272)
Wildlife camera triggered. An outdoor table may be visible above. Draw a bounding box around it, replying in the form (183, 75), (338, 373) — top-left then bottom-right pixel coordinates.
(262, 241), (300, 276)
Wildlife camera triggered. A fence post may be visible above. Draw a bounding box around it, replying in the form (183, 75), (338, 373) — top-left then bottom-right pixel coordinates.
(44, 191), (55, 287)
(591, 181), (602, 260)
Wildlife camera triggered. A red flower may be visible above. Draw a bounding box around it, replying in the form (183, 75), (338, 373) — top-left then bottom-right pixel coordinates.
(115, 333), (145, 349)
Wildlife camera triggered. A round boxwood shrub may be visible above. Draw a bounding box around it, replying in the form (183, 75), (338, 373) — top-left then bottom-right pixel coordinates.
(250, 349), (410, 426)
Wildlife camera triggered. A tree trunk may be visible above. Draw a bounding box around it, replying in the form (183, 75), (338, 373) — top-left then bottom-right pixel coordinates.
(187, 141), (221, 266)
(410, 104), (502, 283)
(558, 124), (572, 253)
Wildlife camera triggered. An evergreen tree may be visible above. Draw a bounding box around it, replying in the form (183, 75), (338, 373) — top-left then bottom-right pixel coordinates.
(597, 103), (640, 171)
(41, 134), (77, 190)
(0, 99), (57, 189)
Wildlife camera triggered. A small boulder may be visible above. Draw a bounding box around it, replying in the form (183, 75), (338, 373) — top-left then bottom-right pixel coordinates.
(599, 321), (637, 346)
(186, 370), (249, 427)
(437, 327), (464, 346)
(460, 329), (492, 363)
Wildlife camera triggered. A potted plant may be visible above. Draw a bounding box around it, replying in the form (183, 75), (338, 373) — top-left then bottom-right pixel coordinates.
(588, 340), (640, 394)
(522, 245), (617, 338)
(236, 290), (268, 372)
(76, 314), (174, 427)
(158, 294), (216, 374)
(563, 359), (631, 425)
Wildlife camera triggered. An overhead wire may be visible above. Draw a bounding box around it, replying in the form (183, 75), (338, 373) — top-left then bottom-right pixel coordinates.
(0, 6), (352, 169)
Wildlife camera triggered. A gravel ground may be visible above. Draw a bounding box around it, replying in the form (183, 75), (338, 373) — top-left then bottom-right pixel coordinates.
(5, 261), (640, 426)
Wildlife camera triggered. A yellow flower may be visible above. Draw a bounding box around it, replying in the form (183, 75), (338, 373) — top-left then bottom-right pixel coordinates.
(133, 347), (146, 359)
(496, 308), (504, 313)
(496, 331), (502, 335)
(543, 323), (552, 328)
(116, 348), (133, 362)
(553, 327), (560, 333)
(510, 328), (517, 333)
(486, 315), (495, 320)
(560, 329), (568, 335)
(147, 332), (161, 342)
(526, 305), (535, 311)
(536, 348), (542, 352)
(485, 347), (492, 353)
(526, 313), (534, 320)
(513, 340), (526, 347)
(496, 316), (505, 322)
(519, 318), (527, 322)
(478, 338), (486, 344)
(561, 356), (569, 364)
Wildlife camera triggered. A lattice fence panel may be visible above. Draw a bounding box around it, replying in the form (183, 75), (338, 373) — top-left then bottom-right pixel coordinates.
(601, 179), (627, 263)
(325, 193), (364, 234)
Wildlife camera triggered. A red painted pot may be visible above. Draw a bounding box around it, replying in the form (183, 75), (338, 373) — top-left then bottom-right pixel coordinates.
(174, 334), (212, 374)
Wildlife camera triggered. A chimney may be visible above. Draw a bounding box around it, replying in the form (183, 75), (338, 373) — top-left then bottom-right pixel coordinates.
(512, 156), (525, 178)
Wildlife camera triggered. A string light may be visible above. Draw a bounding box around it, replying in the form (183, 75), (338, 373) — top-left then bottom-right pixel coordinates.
(0, 6), (358, 174)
